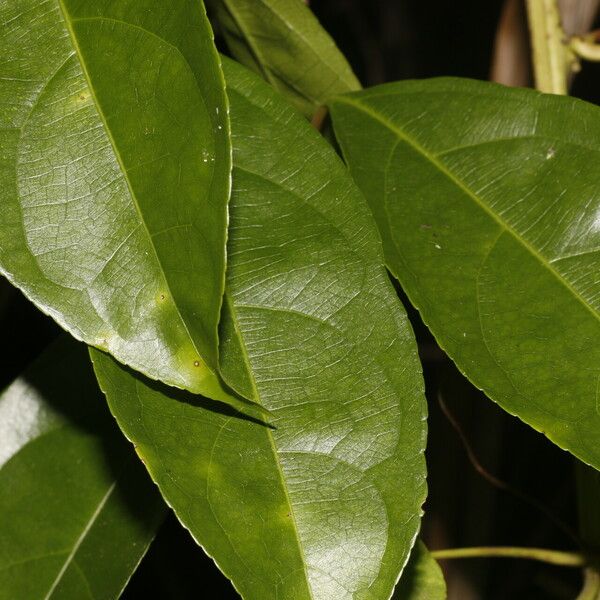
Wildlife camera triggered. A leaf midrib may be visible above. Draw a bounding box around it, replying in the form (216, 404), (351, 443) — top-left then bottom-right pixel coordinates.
(221, 0), (280, 91)
(43, 481), (116, 599)
(222, 2), (327, 106)
(334, 95), (600, 325)
(56, 1), (210, 377)
(252, 0), (356, 94)
(222, 0), (354, 104)
(224, 292), (314, 600)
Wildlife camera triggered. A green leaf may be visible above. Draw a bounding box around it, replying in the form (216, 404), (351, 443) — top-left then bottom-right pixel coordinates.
(91, 59), (427, 600)
(0, 337), (166, 600)
(209, 0), (360, 117)
(330, 79), (600, 470)
(393, 541), (446, 600)
(0, 0), (234, 401)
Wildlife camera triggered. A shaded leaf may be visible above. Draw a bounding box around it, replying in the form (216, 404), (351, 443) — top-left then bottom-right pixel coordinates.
(330, 79), (600, 469)
(210, 0), (360, 116)
(0, 337), (166, 600)
(92, 59), (427, 600)
(0, 0), (234, 401)
(393, 541), (446, 600)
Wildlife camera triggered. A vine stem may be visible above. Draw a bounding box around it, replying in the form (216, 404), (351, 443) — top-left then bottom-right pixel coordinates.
(431, 547), (588, 567)
(525, 0), (576, 93)
(571, 34), (600, 61)
(437, 390), (581, 545)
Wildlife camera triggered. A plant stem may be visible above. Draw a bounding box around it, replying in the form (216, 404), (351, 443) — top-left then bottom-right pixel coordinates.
(431, 546), (587, 567)
(525, 0), (575, 93)
(571, 35), (600, 61)
(437, 390), (580, 545)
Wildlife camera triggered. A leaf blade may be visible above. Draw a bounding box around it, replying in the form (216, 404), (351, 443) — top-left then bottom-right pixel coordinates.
(0, 337), (166, 600)
(330, 79), (600, 469)
(0, 0), (233, 400)
(393, 541), (446, 600)
(92, 60), (427, 600)
(209, 0), (360, 116)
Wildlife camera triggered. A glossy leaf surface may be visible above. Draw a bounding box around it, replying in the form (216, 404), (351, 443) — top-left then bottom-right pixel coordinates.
(209, 0), (360, 116)
(92, 60), (427, 600)
(0, 0), (233, 400)
(0, 337), (166, 599)
(330, 79), (600, 469)
(393, 542), (446, 600)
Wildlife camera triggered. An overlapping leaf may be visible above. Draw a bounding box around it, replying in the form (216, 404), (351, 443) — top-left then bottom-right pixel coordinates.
(393, 542), (446, 600)
(209, 0), (360, 117)
(330, 79), (600, 469)
(0, 0), (235, 401)
(92, 60), (427, 600)
(0, 337), (165, 599)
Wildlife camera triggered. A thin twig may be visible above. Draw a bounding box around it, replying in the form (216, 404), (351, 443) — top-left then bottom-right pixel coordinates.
(310, 105), (329, 131)
(437, 389), (581, 546)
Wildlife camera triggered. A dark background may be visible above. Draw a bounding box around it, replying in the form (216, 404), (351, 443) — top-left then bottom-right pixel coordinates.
(5, 1), (598, 598)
